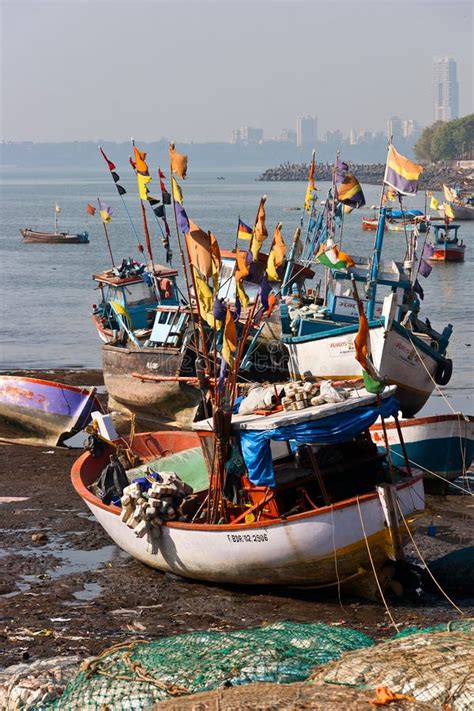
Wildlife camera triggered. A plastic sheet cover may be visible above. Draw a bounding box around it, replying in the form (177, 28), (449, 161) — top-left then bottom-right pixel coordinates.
(239, 396), (399, 487)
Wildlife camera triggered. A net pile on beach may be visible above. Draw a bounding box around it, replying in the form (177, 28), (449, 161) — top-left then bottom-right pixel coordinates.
(310, 619), (474, 710)
(48, 621), (374, 710)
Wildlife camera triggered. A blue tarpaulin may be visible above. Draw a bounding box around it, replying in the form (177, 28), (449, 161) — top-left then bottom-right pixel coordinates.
(239, 396), (399, 487)
(388, 209), (423, 218)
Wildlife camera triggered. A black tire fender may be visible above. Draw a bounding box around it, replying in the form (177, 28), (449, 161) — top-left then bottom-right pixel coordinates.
(434, 357), (453, 386)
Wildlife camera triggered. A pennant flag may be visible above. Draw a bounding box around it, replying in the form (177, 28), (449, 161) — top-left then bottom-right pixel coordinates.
(444, 202), (455, 220)
(171, 176), (184, 205)
(251, 196), (268, 260)
(222, 308), (237, 367)
(158, 168), (171, 204)
(193, 269), (215, 328)
(186, 221), (212, 278)
(175, 202), (190, 234)
(55, 203), (61, 214)
(419, 258), (432, 278)
(354, 299), (384, 394)
(99, 147), (116, 171)
(210, 231), (221, 290)
(133, 144), (152, 201)
(98, 199), (113, 223)
(384, 145), (423, 196)
(443, 184), (458, 203)
(237, 218), (253, 240)
(430, 195), (439, 211)
(316, 238), (354, 270)
(304, 152), (317, 212)
(116, 184), (127, 196)
(169, 143), (188, 179)
(335, 158), (365, 209)
(86, 203), (96, 216)
(266, 223), (286, 281)
(235, 248), (250, 309)
(137, 173), (151, 201)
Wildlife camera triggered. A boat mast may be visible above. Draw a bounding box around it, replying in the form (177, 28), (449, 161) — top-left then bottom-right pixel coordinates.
(54, 203), (59, 234)
(366, 143), (390, 320)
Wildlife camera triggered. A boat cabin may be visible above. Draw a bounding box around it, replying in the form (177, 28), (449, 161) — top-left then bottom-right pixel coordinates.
(432, 224), (461, 245)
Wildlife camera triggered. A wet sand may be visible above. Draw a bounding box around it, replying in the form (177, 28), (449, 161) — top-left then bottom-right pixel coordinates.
(1, 370), (473, 670)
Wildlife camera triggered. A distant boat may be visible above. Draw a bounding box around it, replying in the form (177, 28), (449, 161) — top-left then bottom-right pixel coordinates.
(20, 203), (89, 244)
(428, 224), (466, 262)
(0, 376), (99, 446)
(216, 176), (226, 180)
(439, 189), (474, 221)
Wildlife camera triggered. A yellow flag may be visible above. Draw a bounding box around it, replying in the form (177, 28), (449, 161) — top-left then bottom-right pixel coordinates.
(430, 196), (439, 211)
(137, 173), (151, 201)
(266, 223), (286, 281)
(193, 269), (215, 327)
(444, 203), (455, 220)
(304, 183), (314, 213)
(210, 231), (221, 291)
(172, 176), (183, 205)
(251, 196), (268, 260)
(222, 309), (237, 368)
(235, 249), (250, 309)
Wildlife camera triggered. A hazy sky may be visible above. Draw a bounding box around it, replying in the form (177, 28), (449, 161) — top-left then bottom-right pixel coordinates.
(1, 0), (472, 143)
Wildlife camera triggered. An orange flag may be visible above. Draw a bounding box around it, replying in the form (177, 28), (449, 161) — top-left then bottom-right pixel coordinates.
(251, 196), (268, 260)
(266, 222), (286, 281)
(235, 249), (250, 309)
(210, 231), (221, 290)
(186, 221), (212, 278)
(169, 143), (188, 179)
(222, 309), (237, 367)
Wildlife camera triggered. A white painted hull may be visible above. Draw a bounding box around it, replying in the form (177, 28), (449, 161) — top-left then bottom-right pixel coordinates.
(82, 478), (424, 587)
(285, 325), (439, 417)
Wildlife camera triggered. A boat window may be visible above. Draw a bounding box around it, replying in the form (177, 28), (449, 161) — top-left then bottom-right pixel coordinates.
(158, 311), (169, 324)
(123, 282), (156, 306)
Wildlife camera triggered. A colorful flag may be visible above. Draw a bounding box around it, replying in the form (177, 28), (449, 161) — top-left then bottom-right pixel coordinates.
(193, 269), (215, 328)
(422, 242), (434, 259)
(335, 158), (365, 209)
(316, 238), (354, 270)
(235, 249), (250, 309)
(133, 144), (152, 201)
(237, 218), (253, 240)
(443, 184), (458, 203)
(222, 308), (237, 367)
(251, 196), (268, 260)
(175, 202), (190, 234)
(55, 203), (61, 214)
(304, 152), (317, 212)
(99, 147), (116, 171)
(86, 203), (96, 215)
(266, 223), (286, 281)
(186, 221), (212, 278)
(430, 195), (439, 211)
(383, 145), (423, 196)
(98, 199), (113, 223)
(444, 202), (455, 220)
(210, 231), (221, 290)
(169, 143), (188, 179)
(171, 176), (183, 205)
(354, 300), (384, 394)
(419, 258), (432, 278)
(158, 169), (171, 205)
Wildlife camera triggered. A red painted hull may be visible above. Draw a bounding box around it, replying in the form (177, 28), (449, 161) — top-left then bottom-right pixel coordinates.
(429, 246), (465, 262)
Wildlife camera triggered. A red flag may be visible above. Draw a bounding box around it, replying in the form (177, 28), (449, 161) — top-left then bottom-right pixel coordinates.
(86, 203), (96, 216)
(99, 147), (116, 172)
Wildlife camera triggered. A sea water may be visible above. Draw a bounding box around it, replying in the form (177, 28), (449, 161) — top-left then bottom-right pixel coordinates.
(0, 166), (472, 408)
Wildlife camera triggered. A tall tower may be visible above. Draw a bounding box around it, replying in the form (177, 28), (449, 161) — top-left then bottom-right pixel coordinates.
(296, 116), (318, 147)
(433, 57), (459, 122)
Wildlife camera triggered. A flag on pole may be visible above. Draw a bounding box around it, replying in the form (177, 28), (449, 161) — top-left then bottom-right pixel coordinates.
(222, 308), (237, 367)
(251, 196), (268, 260)
(430, 195), (439, 211)
(335, 158), (365, 209)
(210, 231), (221, 290)
(175, 202), (190, 234)
(169, 143), (188, 179)
(186, 221), (212, 278)
(443, 184), (458, 203)
(444, 202), (455, 220)
(383, 145), (423, 196)
(158, 169), (172, 205)
(353, 299), (384, 393)
(304, 152), (317, 212)
(266, 223), (286, 281)
(171, 176), (184, 205)
(99, 147), (127, 196)
(98, 199), (113, 223)
(86, 203), (96, 215)
(133, 144), (152, 201)
(316, 238), (354, 269)
(193, 269), (215, 327)
(55, 203), (61, 214)
(237, 218), (253, 240)
(99, 147), (116, 171)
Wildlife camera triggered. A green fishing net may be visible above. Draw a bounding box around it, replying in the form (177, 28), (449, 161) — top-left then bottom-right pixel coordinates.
(49, 621), (374, 710)
(393, 618), (474, 638)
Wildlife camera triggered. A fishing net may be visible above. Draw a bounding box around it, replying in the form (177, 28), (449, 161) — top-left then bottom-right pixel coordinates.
(310, 619), (474, 710)
(49, 621), (374, 710)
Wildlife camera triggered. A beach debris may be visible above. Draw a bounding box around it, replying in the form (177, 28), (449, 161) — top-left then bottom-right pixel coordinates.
(0, 655), (82, 710)
(31, 532), (48, 543)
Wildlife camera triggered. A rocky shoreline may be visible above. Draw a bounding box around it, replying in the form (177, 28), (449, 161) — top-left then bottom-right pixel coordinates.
(258, 162), (474, 191)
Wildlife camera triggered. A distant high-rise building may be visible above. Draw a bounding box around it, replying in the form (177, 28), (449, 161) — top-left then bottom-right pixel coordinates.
(349, 128), (358, 145)
(387, 116), (403, 142)
(280, 128), (296, 143)
(433, 57), (459, 122)
(402, 119), (421, 138)
(230, 127), (264, 145)
(296, 116), (318, 147)
(324, 129), (343, 144)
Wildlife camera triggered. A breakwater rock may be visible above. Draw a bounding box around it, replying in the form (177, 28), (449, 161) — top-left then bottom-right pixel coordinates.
(259, 162), (474, 191)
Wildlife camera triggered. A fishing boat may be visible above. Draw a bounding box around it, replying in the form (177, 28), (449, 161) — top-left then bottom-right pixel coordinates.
(362, 218), (380, 231)
(439, 191), (474, 221)
(428, 224), (465, 262)
(20, 204), (89, 244)
(370, 413), (474, 489)
(71, 385), (425, 597)
(0, 376), (99, 446)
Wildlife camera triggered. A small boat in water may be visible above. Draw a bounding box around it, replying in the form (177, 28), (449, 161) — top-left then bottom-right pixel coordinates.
(0, 376), (100, 446)
(428, 224), (465, 263)
(20, 203), (89, 244)
(370, 413), (474, 490)
(72, 385), (425, 597)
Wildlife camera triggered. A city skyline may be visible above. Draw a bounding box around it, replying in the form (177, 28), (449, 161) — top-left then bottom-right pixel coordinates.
(433, 57), (460, 121)
(1, 1), (472, 143)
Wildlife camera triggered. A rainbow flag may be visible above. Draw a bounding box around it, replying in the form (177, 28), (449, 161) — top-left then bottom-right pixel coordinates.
(237, 218), (253, 240)
(384, 145), (423, 196)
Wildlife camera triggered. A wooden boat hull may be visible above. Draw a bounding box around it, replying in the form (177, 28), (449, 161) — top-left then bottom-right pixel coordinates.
(0, 376), (99, 445)
(284, 323), (445, 418)
(102, 343), (201, 426)
(444, 203), (474, 221)
(20, 229), (89, 244)
(371, 413), (474, 482)
(362, 219), (380, 231)
(429, 244), (466, 262)
(71, 435), (425, 589)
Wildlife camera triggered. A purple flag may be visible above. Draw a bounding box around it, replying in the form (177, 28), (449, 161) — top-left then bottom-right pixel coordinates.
(259, 273), (271, 312)
(213, 298), (226, 322)
(175, 203), (189, 234)
(419, 258), (432, 278)
(422, 242), (434, 259)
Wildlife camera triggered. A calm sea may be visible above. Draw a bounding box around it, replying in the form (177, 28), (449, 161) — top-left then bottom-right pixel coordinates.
(0, 166), (472, 408)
